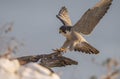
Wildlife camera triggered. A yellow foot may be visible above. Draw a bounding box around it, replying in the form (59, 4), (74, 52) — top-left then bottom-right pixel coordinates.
(52, 48), (67, 53)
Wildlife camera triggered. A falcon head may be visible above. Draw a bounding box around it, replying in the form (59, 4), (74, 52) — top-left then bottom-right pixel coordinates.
(59, 26), (72, 38)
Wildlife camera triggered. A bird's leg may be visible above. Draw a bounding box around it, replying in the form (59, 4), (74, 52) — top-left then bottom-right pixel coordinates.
(52, 39), (70, 54)
(52, 48), (67, 53)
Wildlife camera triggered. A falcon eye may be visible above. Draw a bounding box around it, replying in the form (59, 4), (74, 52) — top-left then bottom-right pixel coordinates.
(59, 26), (65, 33)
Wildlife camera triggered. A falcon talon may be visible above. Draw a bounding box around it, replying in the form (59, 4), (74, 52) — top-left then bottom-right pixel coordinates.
(52, 49), (61, 53)
(52, 48), (67, 53)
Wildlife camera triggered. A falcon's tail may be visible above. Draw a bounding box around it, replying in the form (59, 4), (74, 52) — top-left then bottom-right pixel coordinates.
(74, 42), (99, 54)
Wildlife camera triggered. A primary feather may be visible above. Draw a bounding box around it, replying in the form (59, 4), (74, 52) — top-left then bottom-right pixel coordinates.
(72, 0), (113, 34)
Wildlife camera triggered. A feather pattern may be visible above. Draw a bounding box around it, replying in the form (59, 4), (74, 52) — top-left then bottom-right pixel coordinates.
(56, 6), (72, 26)
(73, 42), (99, 54)
(72, 0), (113, 35)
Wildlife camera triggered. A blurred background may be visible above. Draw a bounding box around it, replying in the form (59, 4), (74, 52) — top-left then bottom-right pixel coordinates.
(0, 0), (120, 79)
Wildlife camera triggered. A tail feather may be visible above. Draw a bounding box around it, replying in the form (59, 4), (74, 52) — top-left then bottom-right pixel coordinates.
(74, 42), (99, 54)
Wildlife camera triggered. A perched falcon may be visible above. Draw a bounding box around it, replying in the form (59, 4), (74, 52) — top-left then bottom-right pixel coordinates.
(55, 0), (113, 54)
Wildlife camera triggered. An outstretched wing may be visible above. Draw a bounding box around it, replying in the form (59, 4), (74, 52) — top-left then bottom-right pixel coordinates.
(56, 6), (72, 26)
(74, 42), (99, 54)
(72, 0), (113, 35)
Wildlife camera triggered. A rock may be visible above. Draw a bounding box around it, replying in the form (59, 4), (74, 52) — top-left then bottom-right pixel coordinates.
(0, 58), (60, 79)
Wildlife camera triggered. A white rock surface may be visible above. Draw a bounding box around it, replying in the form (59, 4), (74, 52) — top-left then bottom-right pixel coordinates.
(0, 58), (60, 79)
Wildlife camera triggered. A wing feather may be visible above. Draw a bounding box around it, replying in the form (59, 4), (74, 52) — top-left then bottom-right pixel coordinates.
(74, 42), (99, 54)
(72, 0), (113, 35)
(56, 6), (72, 26)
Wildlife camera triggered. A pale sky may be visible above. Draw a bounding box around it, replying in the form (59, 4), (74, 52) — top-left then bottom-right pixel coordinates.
(0, 0), (120, 79)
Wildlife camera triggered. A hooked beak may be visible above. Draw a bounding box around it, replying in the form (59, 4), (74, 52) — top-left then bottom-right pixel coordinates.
(59, 30), (62, 33)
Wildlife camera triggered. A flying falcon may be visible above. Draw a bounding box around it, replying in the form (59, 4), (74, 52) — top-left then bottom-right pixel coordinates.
(55, 0), (113, 54)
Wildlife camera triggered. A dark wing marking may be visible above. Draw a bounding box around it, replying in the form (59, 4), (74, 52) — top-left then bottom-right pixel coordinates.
(74, 42), (99, 54)
(56, 6), (72, 26)
(72, 0), (113, 35)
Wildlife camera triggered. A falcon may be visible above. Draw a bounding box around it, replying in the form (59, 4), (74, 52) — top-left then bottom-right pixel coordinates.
(55, 0), (113, 54)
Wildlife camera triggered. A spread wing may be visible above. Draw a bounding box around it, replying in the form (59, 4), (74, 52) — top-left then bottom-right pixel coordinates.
(56, 6), (72, 26)
(72, 0), (113, 35)
(74, 42), (99, 54)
